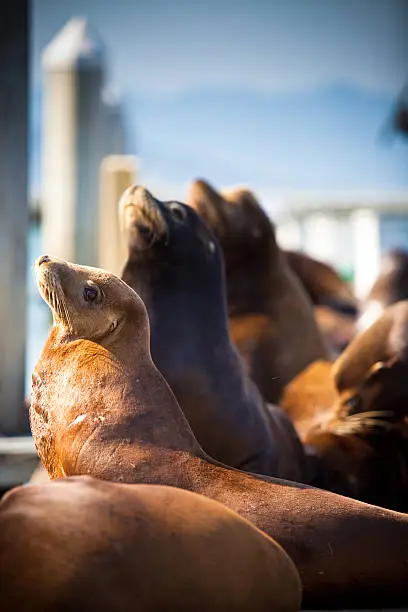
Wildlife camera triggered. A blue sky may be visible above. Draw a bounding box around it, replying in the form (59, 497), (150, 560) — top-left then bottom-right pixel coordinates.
(32, 0), (408, 200)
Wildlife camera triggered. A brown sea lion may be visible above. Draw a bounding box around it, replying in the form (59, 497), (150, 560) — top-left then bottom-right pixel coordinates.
(0, 476), (301, 612)
(119, 186), (305, 481)
(280, 360), (336, 442)
(287, 302), (408, 510)
(358, 248), (408, 332)
(285, 250), (358, 356)
(187, 179), (327, 404)
(30, 255), (408, 609)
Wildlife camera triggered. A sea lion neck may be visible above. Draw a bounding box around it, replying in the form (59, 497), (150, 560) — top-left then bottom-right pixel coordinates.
(31, 324), (205, 474)
(225, 237), (283, 317)
(122, 254), (231, 354)
(122, 255), (254, 413)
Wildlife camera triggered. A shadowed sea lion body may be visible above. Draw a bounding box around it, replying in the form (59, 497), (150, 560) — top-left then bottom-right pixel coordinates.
(187, 179), (327, 404)
(119, 186), (305, 481)
(285, 250), (358, 356)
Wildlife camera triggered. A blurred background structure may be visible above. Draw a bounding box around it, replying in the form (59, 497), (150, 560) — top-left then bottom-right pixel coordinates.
(41, 17), (128, 267)
(1, 0), (407, 485)
(0, 2), (29, 436)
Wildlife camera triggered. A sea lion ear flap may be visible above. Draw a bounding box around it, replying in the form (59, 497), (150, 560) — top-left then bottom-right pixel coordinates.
(361, 357), (399, 389)
(364, 360), (387, 381)
(187, 179), (224, 209)
(225, 188), (273, 238)
(224, 188), (261, 213)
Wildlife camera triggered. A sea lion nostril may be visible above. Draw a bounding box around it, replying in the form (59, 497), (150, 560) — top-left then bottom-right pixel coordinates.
(38, 255), (51, 266)
(138, 224), (153, 237)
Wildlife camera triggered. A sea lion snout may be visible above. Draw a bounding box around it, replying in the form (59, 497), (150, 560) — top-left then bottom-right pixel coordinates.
(119, 185), (167, 250)
(35, 254), (66, 287)
(37, 254), (51, 267)
(35, 253), (63, 270)
(35, 256), (148, 345)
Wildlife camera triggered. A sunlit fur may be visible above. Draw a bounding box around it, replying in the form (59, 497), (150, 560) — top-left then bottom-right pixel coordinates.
(0, 477), (301, 612)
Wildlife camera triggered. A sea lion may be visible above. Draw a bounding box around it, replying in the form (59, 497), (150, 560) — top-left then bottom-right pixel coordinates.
(0, 476), (301, 612)
(187, 179), (327, 404)
(119, 186), (305, 481)
(30, 255), (408, 609)
(358, 248), (408, 332)
(286, 301), (408, 510)
(285, 250), (358, 356)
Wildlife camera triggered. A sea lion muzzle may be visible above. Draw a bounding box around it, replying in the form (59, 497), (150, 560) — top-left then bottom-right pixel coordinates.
(119, 185), (168, 251)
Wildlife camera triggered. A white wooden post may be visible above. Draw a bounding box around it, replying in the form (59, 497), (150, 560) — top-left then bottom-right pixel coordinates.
(98, 155), (138, 276)
(41, 18), (106, 266)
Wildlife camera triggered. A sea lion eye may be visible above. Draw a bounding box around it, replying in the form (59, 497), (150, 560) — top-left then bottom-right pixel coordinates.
(83, 285), (99, 302)
(169, 203), (187, 222)
(344, 395), (361, 415)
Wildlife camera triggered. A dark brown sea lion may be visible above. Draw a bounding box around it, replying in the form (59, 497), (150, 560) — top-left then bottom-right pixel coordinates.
(30, 256), (408, 609)
(119, 186), (305, 481)
(187, 179), (327, 404)
(287, 301), (408, 510)
(358, 248), (408, 332)
(0, 476), (302, 612)
(285, 250), (358, 356)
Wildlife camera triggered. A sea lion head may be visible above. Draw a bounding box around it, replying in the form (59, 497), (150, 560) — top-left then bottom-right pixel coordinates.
(34, 255), (148, 346)
(371, 248), (408, 306)
(119, 185), (222, 291)
(187, 180), (280, 315)
(358, 249), (408, 332)
(187, 179), (277, 256)
(330, 301), (408, 432)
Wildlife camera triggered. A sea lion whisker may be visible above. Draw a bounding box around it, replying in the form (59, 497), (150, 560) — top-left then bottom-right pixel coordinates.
(50, 277), (71, 332)
(345, 410), (394, 421)
(330, 417), (395, 435)
(51, 290), (59, 320)
(49, 278), (63, 323)
(345, 418), (393, 430)
(52, 278), (67, 323)
(57, 285), (73, 333)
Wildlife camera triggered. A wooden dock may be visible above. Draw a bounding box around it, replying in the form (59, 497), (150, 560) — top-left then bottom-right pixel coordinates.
(0, 436), (39, 491)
